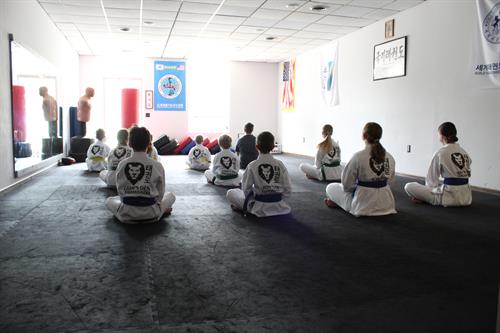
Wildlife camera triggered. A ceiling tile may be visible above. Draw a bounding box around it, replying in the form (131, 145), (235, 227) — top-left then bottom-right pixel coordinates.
(293, 30), (340, 39)
(363, 8), (398, 20)
(285, 12), (325, 23)
(383, 0), (424, 11)
(181, 2), (219, 14)
(265, 28), (298, 36)
(103, 0), (141, 10)
(252, 8), (290, 20)
(296, 2), (342, 14)
(143, 0), (182, 12)
(230, 32), (261, 40)
(243, 17), (279, 27)
(349, 0), (395, 8)
(273, 19), (310, 30)
(210, 15), (247, 25)
(177, 12), (212, 23)
(318, 15), (374, 26)
(261, 0), (307, 11)
(223, 0), (265, 7)
(218, 5), (258, 16)
(331, 5), (376, 18)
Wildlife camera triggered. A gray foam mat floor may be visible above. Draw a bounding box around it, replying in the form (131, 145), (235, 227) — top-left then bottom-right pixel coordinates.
(1, 155), (499, 332)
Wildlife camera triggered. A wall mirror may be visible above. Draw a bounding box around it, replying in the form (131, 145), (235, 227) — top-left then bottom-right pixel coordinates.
(9, 34), (63, 177)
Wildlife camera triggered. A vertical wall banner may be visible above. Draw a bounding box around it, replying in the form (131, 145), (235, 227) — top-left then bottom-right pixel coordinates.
(474, 0), (500, 87)
(320, 42), (340, 107)
(154, 60), (186, 111)
(281, 59), (296, 112)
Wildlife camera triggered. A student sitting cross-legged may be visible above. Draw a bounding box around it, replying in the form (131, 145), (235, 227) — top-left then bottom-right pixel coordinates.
(105, 126), (175, 223)
(187, 135), (211, 171)
(404, 122), (472, 207)
(325, 122), (396, 217)
(86, 128), (111, 172)
(227, 131), (292, 217)
(299, 124), (342, 181)
(99, 129), (133, 188)
(204, 134), (241, 187)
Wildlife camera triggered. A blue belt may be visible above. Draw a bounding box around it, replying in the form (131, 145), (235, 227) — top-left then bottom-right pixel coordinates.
(122, 196), (156, 206)
(254, 193), (283, 203)
(357, 180), (387, 188)
(443, 177), (468, 185)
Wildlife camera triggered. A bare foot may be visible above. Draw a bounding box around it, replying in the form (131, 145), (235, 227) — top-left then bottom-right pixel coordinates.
(162, 208), (173, 218)
(410, 197), (424, 204)
(324, 198), (338, 208)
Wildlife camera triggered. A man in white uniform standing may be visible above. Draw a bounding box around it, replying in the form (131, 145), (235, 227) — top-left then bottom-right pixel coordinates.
(106, 127), (176, 223)
(404, 122), (472, 207)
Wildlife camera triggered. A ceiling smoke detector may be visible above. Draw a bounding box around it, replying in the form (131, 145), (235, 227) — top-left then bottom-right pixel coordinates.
(119, 27), (131, 32)
(310, 4), (328, 12)
(143, 21), (154, 25)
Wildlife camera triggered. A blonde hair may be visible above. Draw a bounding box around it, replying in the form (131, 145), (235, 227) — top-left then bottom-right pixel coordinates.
(318, 124), (333, 153)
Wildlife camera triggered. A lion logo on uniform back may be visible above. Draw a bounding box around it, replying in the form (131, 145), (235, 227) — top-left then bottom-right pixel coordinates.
(369, 158), (385, 176)
(125, 163), (145, 185)
(221, 156), (232, 169)
(451, 153), (465, 170)
(258, 164), (274, 184)
(114, 147), (126, 159)
(91, 145), (101, 155)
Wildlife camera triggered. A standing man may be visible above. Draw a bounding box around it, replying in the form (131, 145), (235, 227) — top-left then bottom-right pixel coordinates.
(39, 86), (58, 137)
(77, 87), (94, 137)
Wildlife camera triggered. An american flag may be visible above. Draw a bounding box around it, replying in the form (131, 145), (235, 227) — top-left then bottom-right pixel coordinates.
(282, 59), (295, 110)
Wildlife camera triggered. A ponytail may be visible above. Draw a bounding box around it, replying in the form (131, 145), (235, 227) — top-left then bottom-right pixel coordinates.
(318, 124), (334, 152)
(363, 122), (386, 163)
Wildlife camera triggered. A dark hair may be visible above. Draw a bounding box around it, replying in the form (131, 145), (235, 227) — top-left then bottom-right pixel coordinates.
(96, 128), (105, 141)
(257, 131), (275, 154)
(117, 129), (129, 145)
(438, 122), (458, 143)
(129, 127), (151, 152)
(363, 122), (386, 163)
(244, 122), (254, 134)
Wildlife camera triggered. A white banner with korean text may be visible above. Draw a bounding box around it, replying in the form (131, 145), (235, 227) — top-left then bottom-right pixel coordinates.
(474, 0), (500, 87)
(320, 41), (340, 107)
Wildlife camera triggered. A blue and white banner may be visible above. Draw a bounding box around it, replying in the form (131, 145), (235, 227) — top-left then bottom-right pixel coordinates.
(474, 0), (500, 87)
(154, 61), (186, 111)
(320, 41), (339, 106)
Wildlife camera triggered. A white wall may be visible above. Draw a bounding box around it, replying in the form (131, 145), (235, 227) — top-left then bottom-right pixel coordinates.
(79, 57), (279, 144)
(0, 0), (79, 190)
(279, 0), (500, 191)
(229, 62), (279, 142)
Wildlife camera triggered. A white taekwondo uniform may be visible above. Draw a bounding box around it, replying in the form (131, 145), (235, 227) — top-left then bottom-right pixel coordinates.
(300, 139), (342, 181)
(405, 143), (472, 207)
(326, 145), (396, 217)
(86, 140), (111, 172)
(99, 144), (133, 187)
(227, 153), (292, 217)
(105, 151), (176, 223)
(204, 149), (241, 186)
(187, 144), (211, 170)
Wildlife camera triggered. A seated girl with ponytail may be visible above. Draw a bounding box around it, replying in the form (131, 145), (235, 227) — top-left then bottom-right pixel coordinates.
(404, 122), (472, 207)
(299, 124), (342, 181)
(324, 122), (397, 217)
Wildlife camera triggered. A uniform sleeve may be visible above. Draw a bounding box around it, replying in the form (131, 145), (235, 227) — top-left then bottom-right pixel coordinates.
(281, 162), (292, 198)
(115, 161), (126, 197)
(341, 156), (358, 192)
(234, 154), (240, 170)
(241, 168), (254, 197)
(314, 149), (323, 169)
(206, 148), (212, 162)
(425, 152), (441, 188)
(187, 147), (194, 163)
(212, 154), (220, 173)
(86, 144), (93, 157)
(388, 155), (396, 184)
(107, 149), (113, 169)
(335, 142), (341, 162)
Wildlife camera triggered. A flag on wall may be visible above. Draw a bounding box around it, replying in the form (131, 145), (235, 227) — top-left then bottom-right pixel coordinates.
(320, 41), (340, 106)
(281, 59), (295, 112)
(474, 0), (500, 87)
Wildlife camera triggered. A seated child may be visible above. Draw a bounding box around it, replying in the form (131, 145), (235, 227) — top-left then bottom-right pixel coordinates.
(105, 127), (176, 223)
(187, 135), (211, 170)
(299, 124), (342, 181)
(404, 122), (472, 207)
(99, 129), (133, 187)
(325, 122), (396, 217)
(204, 134), (241, 187)
(147, 134), (160, 161)
(235, 122), (258, 169)
(226, 131), (292, 217)
(86, 128), (110, 172)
